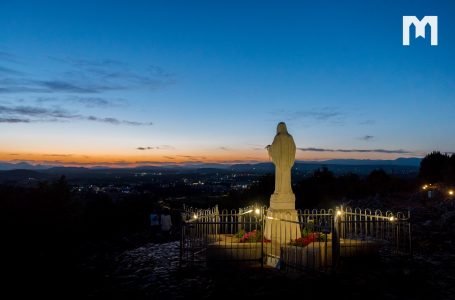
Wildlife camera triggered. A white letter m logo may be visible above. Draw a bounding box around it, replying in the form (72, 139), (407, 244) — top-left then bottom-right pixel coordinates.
(403, 16), (438, 46)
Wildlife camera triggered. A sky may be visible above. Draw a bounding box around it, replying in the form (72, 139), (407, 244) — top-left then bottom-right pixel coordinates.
(1, 0), (454, 167)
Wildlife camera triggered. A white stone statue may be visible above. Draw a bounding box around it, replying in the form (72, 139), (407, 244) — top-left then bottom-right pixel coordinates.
(264, 122), (300, 246)
(266, 122), (296, 209)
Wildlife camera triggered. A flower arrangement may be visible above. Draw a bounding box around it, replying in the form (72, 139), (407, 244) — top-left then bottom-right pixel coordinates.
(290, 228), (327, 247)
(235, 229), (271, 243)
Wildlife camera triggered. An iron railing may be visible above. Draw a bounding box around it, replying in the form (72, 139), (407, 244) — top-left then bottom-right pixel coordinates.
(180, 205), (411, 271)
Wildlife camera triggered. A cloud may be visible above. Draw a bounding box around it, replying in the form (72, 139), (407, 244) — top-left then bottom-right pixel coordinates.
(359, 120), (375, 125)
(54, 57), (125, 68)
(0, 104), (153, 126)
(148, 65), (173, 77)
(274, 107), (345, 125)
(38, 80), (102, 93)
(36, 96), (124, 108)
(43, 154), (73, 157)
(0, 105), (78, 118)
(136, 145), (174, 150)
(0, 55), (175, 94)
(298, 147), (412, 154)
(0, 51), (20, 63)
(359, 135), (374, 141)
(163, 156), (175, 160)
(86, 116), (152, 126)
(0, 66), (23, 75)
(218, 146), (230, 151)
(177, 155), (207, 160)
(0, 78), (110, 94)
(0, 117), (30, 123)
(52, 56), (174, 90)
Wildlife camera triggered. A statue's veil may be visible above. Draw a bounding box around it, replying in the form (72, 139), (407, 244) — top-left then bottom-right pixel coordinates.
(270, 122), (296, 170)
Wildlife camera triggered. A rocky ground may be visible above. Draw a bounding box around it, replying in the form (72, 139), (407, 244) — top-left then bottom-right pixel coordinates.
(91, 196), (454, 299)
(81, 236), (454, 299)
(21, 194), (454, 299)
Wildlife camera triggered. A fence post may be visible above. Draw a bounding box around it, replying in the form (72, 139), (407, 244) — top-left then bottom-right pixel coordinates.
(180, 220), (185, 267)
(261, 207), (265, 268)
(332, 207), (341, 270)
(408, 210), (412, 256)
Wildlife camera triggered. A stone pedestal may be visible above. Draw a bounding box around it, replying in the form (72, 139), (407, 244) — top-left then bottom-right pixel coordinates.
(270, 193), (295, 210)
(264, 208), (301, 244)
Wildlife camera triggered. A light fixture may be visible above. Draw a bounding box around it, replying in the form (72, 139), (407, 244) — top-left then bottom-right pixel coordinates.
(422, 185), (428, 190)
(193, 214), (198, 219)
(255, 208), (261, 215)
(389, 216), (395, 222)
(449, 190), (454, 196)
(336, 210), (342, 216)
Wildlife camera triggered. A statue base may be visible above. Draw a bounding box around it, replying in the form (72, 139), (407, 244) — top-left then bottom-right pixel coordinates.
(270, 193), (296, 210)
(264, 208), (301, 244)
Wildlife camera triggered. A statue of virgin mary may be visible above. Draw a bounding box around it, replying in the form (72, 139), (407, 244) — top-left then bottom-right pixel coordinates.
(267, 122), (296, 196)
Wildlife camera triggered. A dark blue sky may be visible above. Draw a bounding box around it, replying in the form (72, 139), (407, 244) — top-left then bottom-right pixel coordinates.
(0, 1), (454, 166)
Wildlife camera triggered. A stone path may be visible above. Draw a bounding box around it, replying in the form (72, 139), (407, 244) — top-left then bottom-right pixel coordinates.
(87, 238), (455, 300)
(103, 241), (214, 299)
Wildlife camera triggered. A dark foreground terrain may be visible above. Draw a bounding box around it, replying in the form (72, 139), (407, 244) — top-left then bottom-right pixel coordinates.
(82, 242), (455, 300)
(5, 206), (455, 300)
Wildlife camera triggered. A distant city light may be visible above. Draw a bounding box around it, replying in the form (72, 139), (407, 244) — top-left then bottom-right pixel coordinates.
(449, 190), (454, 196)
(422, 184), (428, 190)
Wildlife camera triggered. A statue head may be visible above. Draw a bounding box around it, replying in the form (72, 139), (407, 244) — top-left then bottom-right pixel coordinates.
(277, 122), (288, 135)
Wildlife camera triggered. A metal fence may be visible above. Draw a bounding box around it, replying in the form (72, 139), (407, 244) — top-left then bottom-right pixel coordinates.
(180, 205), (265, 266)
(180, 205), (411, 271)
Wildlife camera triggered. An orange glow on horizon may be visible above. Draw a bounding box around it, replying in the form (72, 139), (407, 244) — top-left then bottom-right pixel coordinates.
(0, 149), (419, 167)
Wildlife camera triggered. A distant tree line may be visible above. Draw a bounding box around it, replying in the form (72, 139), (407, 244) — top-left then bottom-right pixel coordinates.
(223, 167), (415, 209)
(419, 151), (455, 184)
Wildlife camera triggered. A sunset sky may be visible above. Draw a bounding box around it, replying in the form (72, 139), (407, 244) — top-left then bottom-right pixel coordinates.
(1, 1), (454, 167)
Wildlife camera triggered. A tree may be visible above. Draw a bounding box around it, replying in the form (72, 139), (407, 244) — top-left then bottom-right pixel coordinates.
(367, 169), (390, 194)
(419, 151), (450, 183)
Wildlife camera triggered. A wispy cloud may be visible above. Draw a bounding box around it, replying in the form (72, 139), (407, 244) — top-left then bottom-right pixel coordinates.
(298, 147), (412, 154)
(43, 154), (73, 157)
(177, 155), (207, 161)
(359, 135), (374, 141)
(0, 104), (152, 126)
(0, 50), (20, 63)
(87, 116), (152, 126)
(0, 117), (30, 123)
(0, 54), (171, 126)
(0, 55), (175, 94)
(52, 56), (175, 90)
(36, 96), (125, 108)
(0, 66), (23, 75)
(359, 119), (375, 125)
(274, 107), (345, 125)
(1, 104), (74, 116)
(136, 145), (174, 150)
(38, 80), (104, 93)
(54, 57), (125, 68)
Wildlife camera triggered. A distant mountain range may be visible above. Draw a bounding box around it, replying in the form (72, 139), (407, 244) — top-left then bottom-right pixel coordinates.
(303, 157), (422, 166)
(0, 158), (422, 183)
(0, 157), (421, 171)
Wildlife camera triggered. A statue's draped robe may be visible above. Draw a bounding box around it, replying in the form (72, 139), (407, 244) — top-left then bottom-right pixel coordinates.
(268, 125), (296, 195)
